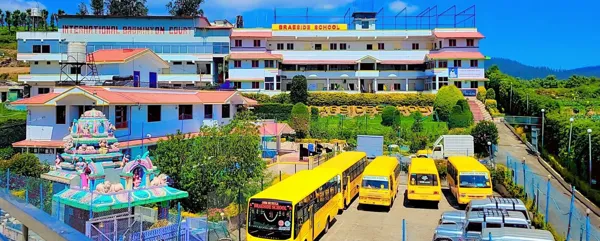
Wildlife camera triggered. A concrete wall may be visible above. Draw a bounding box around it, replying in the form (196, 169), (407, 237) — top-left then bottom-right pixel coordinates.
(29, 61), (61, 74)
(231, 39), (267, 48)
(267, 40), (432, 51)
(17, 39), (64, 53)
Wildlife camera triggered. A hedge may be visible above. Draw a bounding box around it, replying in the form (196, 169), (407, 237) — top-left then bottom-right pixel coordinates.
(0, 119), (26, 148)
(485, 99), (497, 109)
(251, 103), (293, 120)
(433, 86), (464, 122)
(307, 93), (435, 106)
(241, 93), (291, 104)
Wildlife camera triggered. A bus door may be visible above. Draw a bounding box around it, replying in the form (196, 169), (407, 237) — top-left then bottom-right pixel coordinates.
(309, 201), (315, 241)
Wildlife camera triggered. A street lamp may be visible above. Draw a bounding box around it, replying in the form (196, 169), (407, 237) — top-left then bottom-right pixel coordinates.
(588, 128), (593, 186)
(487, 141), (492, 158)
(541, 109), (545, 150)
(568, 117), (574, 154)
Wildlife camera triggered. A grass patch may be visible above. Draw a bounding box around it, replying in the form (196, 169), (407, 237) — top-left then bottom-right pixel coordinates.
(0, 104), (27, 122)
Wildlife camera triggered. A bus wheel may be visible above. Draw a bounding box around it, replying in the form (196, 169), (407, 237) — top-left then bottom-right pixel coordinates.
(324, 217), (330, 233)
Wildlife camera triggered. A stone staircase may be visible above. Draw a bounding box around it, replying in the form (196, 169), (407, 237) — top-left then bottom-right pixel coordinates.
(467, 97), (492, 122)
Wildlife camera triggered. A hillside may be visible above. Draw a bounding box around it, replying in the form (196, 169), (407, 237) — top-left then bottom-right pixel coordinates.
(486, 58), (600, 80)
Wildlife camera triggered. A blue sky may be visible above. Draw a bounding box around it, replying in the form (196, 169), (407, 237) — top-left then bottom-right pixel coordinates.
(2, 0), (599, 69)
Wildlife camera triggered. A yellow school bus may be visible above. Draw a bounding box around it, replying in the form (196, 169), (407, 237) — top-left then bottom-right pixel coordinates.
(247, 168), (341, 241)
(407, 158), (442, 204)
(359, 156), (401, 208)
(316, 151), (367, 209)
(447, 156), (493, 205)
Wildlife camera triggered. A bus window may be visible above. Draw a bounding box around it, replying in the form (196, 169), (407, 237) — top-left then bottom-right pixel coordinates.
(504, 223), (529, 229)
(248, 200), (292, 240)
(362, 176), (389, 190)
(459, 173), (491, 188)
(410, 174), (438, 186)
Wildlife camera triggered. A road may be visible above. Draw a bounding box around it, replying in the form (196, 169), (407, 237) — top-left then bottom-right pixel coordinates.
(319, 177), (458, 241)
(494, 121), (600, 239)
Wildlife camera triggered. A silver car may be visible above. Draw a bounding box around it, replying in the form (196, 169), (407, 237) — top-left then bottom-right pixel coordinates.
(480, 227), (554, 241)
(439, 197), (530, 225)
(433, 209), (531, 241)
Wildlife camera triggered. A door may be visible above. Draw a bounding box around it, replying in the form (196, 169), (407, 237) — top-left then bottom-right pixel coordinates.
(149, 72), (157, 88)
(309, 203), (315, 241)
(133, 71), (141, 87)
(1, 92), (6, 102)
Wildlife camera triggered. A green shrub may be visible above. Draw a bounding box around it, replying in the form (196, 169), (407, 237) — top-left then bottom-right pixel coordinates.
(290, 75), (308, 104)
(241, 93), (271, 103)
(0, 153), (49, 177)
(307, 92), (435, 106)
(486, 88), (496, 100)
(433, 85), (464, 122)
(485, 99), (497, 109)
(448, 105), (473, 129)
(471, 120), (498, 156)
(0, 147), (14, 160)
(410, 111), (424, 133)
(251, 103), (293, 120)
(310, 107), (319, 121)
(409, 135), (428, 152)
(290, 103), (310, 138)
(271, 93), (291, 104)
(476, 86), (487, 102)
(0, 119), (26, 148)
(381, 106), (399, 126)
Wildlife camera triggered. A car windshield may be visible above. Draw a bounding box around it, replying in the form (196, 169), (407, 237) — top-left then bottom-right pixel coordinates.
(362, 176), (389, 190)
(459, 172), (491, 188)
(247, 199), (292, 240)
(410, 173), (438, 186)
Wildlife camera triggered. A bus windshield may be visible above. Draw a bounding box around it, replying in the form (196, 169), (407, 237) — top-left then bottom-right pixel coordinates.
(410, 174), (438, 186)
(362, 176), (389, 189)
(248, 199), (293, 240)
(459, 173), (491, 188)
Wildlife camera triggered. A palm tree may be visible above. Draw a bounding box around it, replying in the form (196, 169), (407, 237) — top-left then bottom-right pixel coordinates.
(40, 9), (48, 30)
(25, 9), (31, 30)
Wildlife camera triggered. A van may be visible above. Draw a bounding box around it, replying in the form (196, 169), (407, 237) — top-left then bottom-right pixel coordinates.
(407, 158), (442, 205)
(359, 156), (400, 208)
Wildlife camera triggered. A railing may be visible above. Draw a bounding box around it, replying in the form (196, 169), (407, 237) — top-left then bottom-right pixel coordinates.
(504, 115), (542, 126)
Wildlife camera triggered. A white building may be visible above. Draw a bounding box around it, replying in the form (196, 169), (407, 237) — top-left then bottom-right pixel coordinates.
(227, 12), (487, 95)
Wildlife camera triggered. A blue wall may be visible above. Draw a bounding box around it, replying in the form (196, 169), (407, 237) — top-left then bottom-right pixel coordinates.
(86, 42), (229, 54)
(18, 40), (65, 53)
(240, 82), (264, 89)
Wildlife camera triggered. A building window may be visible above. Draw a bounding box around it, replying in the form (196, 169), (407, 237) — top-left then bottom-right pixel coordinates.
(377, 84), (385, 91)
(412, 43), (419, 50)
(33, 61), (38, 65)
(178, 105), (193, 120)
(253, 40), (261, 47)
(70, 66), (81, 74)
(314, 44), (322, 50)
(147, 105), (161, 122)
(449, 39), (457, 47)
(393, 83), (402, 91)
(33, 45), (41, 53)
(467, 39), (474, 47)
(42, 45), (50, 53)
(46, 61), (51, 65)
(330, 43), (337, 50)
(434, 42), (437, 49)
(265, 77), (274, 90)
(454, 81), (462, 88)
(187, 61), (195, 65)
(454, 60), (462, 67)
(204, 105), (213, 119)
(470, 60), (478, 67)
(366, 44), (373, 50)
(439, 41), (442, 48)
(265, 60), (274, 68)
(471, 81), (479, 88)
(252, 60), (259, 68)
(438, 60), (448, 68)
(234, 39), (242, 47)
(340, 43), (347, 50)
(37, 88), (50, 95)
(173, 61), (182, 65)
(378, 43), (385, 50)
(286, 43), (294, 50)
(277, 43), (284, 50)
(56, 106), (66, 124)
(252, 82), (260, 89)
(222, 104), (231, 119)
(234, 60), (241, 68)
(361, 21), (369, 29)
(115, 105), (128, 129)
(233, 82), (241, 89)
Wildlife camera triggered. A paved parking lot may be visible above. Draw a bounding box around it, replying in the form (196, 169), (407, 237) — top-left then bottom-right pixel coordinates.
(320, 179), (459, 241)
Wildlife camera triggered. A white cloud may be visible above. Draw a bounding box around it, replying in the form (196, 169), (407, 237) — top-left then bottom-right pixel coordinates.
(0, 0), (45, 11)
(205, 0), (354, 13)
(388, 1), (418, 14)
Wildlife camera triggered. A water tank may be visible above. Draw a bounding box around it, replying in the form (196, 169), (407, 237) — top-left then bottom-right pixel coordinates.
(67, 42), (88, 63)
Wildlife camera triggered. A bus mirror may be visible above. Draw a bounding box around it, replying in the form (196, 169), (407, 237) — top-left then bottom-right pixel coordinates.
(410, 179), (415, 185)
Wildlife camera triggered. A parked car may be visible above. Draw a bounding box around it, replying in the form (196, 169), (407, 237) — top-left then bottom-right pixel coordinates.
(480, 227), (554, 241)
(433, 209), (530, 241)
(439, 198), (530, 225)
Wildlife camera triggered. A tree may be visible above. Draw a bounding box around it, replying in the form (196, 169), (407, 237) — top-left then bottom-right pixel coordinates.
(152, 120), (265, 213)
(411, 111), (424, 133)
(310, 106), (319, 122)
(77, 2), (89, 15)
(471, 120), (498, 156)
(476, 86), (487, 102)
(92, 0), (105, 15)
(0, 153), (49, 177)
(25, 9), (31, 30)
(433, 85), (464, 122)
(486, 88), (496, 100)
(290, 103), (310, 138)
(11, 10), (20, 30)
(4, 11), (10, 31)
(0, 11), (4, 27)
(167, 0), (204, 16)
(106, 0), (148, 16)
(290, 75), (308, 104)
(49, 13), (56, 29)
(381, 106), (399, 126)
(410, 135), (428, 153)
(56, 9), (65, 26)
(21, 11), (28, 30)
(40, 9), (48, 30)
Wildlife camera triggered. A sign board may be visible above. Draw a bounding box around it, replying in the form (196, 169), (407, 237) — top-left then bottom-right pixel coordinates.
(448, 67), (459, 78)
(272, 24), (347, 31)
(448, 68), (485, 79)
(461, 89), (477, 97)
(357, 135), (383, 158)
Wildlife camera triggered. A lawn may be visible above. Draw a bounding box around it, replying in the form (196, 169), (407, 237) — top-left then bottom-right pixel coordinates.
(0, 103), (27, 122)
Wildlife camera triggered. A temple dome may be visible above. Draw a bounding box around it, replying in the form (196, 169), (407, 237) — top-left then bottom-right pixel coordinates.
(81, 108), (106, 119)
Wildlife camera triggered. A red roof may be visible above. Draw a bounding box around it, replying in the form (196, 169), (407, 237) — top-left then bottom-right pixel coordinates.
(434, 31), (484, 39)
(427, 51), (485, 60)
(380, 60), (425, 65)
(282, 60), (356, 65)
(13, 133), (202, 148)
(87, 48), (147, 63)
(228, 52), (283, 60)
(258, 123), (295, 136)
(226, 78), (265, 81)
(12, 140), (64, 148)
(12, 86), (253, 106)
(231, 31), (272, 38)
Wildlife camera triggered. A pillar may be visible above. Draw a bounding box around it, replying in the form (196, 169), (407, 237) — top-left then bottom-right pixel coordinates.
(373, 79), (378, 93)
(326, 78), (330, 90)
(357, 78), (361, 92)
(435, 76), (440, 90)
(22, 225), (29, 241)
(158, 201), (169, 220)
(405, 78), (409, 91)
